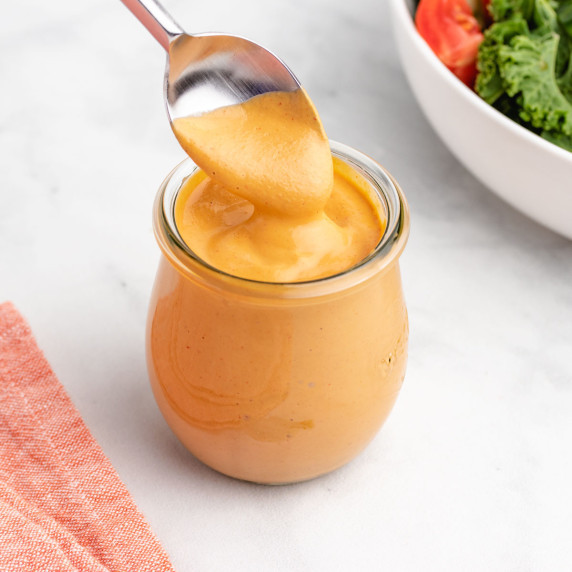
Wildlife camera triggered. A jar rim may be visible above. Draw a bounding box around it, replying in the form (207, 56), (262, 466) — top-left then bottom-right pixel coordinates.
(153, 140), (410, 297)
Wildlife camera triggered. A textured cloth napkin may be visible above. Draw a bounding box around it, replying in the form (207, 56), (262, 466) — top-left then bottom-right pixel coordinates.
(0, 302), (176, 571)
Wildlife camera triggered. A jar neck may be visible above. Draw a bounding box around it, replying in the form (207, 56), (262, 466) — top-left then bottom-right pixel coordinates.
(153, 140), (409, 299)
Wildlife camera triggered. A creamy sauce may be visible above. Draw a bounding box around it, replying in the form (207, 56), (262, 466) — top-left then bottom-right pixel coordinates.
(172, 89), (383, 282)
(172, 89), (333, 217)
(147, 87), (408, 483)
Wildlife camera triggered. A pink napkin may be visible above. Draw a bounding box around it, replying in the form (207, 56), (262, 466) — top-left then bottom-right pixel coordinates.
(0, 302), (176, 571)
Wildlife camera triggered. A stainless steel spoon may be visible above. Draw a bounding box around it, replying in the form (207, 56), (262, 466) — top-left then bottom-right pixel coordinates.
(120, 0), (301, 121)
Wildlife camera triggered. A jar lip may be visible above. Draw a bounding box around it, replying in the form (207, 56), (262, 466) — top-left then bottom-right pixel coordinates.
(154, 140), (410, 292)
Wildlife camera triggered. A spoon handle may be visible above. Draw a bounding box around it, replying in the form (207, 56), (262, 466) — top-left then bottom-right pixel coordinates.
(120, 0), (184, 51)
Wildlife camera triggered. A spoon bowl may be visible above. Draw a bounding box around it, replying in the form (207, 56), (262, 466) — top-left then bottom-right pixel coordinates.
(166, 33), (300, 120)
(120, 0), (301, 121)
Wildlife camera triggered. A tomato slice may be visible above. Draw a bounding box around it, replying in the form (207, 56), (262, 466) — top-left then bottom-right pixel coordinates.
(415, 0), (484, 88)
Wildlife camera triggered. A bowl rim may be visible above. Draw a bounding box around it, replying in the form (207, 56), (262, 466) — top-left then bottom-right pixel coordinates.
(390, 0), (572, 166)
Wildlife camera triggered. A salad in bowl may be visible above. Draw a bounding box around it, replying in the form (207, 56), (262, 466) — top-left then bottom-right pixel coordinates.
(416, 0), (572, 152)
(390, 0), (572, 239)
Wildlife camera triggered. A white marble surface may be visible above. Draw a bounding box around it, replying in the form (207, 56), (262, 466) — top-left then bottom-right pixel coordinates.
(1, 0), (572, 570)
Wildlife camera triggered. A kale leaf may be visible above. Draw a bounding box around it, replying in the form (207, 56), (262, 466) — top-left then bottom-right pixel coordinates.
(475, 0), (572, 151)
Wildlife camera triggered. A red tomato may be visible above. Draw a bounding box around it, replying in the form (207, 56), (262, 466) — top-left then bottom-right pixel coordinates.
(415, 0), (484, 88)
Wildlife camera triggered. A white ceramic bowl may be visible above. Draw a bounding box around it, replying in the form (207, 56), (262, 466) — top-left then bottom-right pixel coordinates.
(389, 0), (572, 240)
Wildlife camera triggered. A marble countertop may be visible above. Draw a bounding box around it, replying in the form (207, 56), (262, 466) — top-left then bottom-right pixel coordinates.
(1, 0), (572, 570)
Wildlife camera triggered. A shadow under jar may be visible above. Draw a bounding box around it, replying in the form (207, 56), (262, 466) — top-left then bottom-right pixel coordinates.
(146, 141), (410, 484)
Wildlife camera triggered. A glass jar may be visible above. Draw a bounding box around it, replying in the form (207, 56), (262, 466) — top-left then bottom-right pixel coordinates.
(146, 141), (410, 484)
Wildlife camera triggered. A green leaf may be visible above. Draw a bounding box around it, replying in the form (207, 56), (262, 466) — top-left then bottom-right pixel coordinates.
(532, 0), (559, 32)
(499, 31), (572, 133)
(558, 0), (572, 37)
(489, 0), (535, 22)
(476, 19), (530, 103)
(541, 128), (572, 148)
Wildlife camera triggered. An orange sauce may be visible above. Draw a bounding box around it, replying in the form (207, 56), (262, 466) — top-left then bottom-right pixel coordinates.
(147, 88), (408, 483)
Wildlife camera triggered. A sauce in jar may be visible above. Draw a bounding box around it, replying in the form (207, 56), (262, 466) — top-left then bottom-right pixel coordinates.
(147, 90), (409, 483)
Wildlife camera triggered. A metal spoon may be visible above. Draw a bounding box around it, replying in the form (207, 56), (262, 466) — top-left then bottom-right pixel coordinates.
(120, 0), (301, 121)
